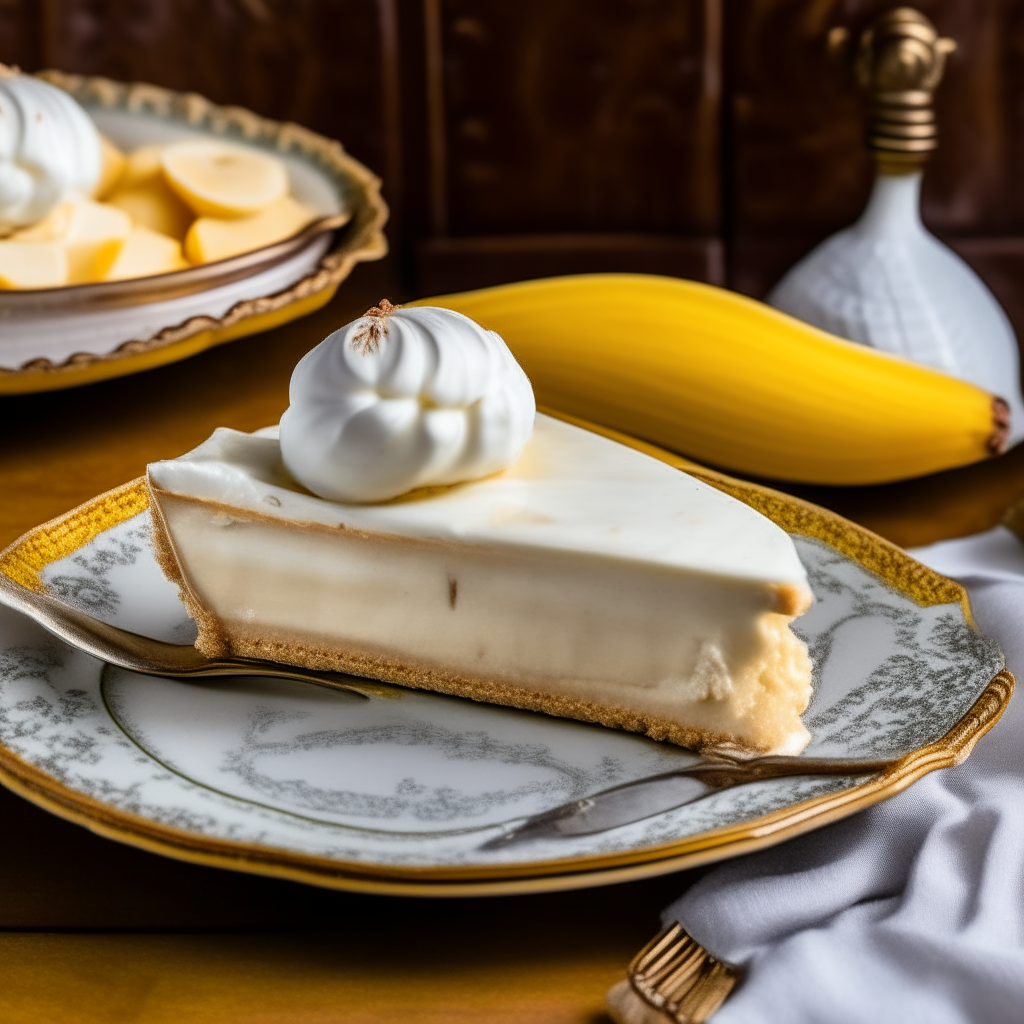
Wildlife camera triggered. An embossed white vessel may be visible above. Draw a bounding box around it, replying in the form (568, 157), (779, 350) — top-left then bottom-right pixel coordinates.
(769, 9), (1024, 445)
(769, 172), (1024, 444)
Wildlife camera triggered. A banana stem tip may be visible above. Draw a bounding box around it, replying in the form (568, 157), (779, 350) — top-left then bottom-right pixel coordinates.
(989, 397), (1011, 456)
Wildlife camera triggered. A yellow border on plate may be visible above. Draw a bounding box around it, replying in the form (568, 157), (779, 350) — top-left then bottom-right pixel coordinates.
(0, 416), (1012, 895)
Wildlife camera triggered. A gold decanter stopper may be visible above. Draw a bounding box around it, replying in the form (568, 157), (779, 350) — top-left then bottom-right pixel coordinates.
(855, 7), (956, 173)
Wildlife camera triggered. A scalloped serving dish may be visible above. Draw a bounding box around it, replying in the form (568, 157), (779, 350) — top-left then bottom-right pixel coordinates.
(0, 71), (388, 395)
(0, 421), (1010, 896)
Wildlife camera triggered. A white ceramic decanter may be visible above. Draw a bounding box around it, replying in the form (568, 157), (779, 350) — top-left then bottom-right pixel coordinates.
(769, 8), (1024, 444)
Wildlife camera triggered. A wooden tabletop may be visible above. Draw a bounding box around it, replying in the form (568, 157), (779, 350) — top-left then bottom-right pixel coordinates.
(4, 267), (1024, 1023)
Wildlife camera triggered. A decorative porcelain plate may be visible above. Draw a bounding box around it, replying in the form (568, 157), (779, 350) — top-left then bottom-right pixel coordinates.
(0, 71), (387, 396)
(0, 432), (1010, 896)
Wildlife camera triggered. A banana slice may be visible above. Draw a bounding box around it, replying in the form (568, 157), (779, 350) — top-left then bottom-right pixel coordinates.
(184, 195), (316, 263)
(162, 140), (288, 217)
(100, 226), (188, 281)
(121, 145), (166, 188)
(0, 241), (67, 288)
(11, 201), (76, 241)
(15, 199), (131, 283)
(93, 135), (126, 200)
(61, 200), (132, 283)
(107, 178), (193, 240)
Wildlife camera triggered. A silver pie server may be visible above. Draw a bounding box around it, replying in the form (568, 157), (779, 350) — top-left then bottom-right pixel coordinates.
(0, 571), (383, 698)
(479, 752), (899, 849)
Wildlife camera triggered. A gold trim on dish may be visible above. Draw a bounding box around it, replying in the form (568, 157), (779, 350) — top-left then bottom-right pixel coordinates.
(0, 478), (149, 591)
(0, 70), (388, 391)
(0, 415), (1012, 895)
(0, 286), (337, 395)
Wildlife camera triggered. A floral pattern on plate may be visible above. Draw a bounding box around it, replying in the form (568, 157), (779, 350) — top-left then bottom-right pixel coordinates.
(0, 508), (1003, 875)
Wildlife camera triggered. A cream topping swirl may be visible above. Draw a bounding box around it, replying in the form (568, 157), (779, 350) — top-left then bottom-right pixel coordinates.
(0, 70), (101, 232)
(279, 302), (536, 502)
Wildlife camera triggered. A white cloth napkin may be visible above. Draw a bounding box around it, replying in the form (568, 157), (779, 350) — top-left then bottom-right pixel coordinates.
(663, 526), (1024, 1024)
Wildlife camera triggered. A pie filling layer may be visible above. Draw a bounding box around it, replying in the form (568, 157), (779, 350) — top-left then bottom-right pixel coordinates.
(148, 415), (814, 755)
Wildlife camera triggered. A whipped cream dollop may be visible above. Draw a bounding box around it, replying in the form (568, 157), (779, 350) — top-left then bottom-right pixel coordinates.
(0, 69), (101, 232)
(279, 301), (536, 502)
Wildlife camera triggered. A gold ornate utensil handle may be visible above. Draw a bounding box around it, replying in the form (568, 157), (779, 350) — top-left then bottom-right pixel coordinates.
(607, 924), (738, 1024)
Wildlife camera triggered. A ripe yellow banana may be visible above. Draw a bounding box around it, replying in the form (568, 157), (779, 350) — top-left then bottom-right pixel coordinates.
(412, 273), (1009, 485)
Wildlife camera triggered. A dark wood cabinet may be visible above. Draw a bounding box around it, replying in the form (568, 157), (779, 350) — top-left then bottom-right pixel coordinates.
(412, 0), (723, 291)
(432, 0), (720, 236)
(7, 1), (1024, 328)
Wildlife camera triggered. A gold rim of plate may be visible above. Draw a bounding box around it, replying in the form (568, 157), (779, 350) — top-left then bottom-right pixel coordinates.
(0, 70), (389, 395)
(0, 414), (1012, 896)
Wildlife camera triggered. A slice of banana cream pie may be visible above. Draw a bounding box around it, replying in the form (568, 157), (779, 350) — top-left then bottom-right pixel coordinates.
(147, 302), (814, 755)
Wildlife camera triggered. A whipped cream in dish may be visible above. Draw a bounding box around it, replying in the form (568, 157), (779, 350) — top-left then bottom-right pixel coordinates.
(279, 301), (536, 502)
(0, 67), (101, 233)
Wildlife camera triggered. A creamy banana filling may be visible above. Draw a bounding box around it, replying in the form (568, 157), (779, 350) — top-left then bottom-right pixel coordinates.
(148, 414), (815, 755)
